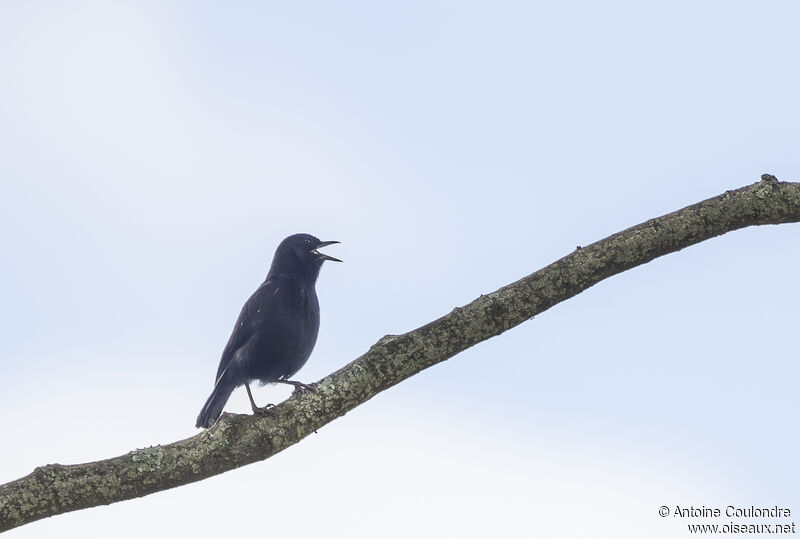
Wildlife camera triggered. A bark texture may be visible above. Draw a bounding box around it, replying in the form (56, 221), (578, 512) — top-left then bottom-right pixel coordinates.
(1, 176), (798, 533)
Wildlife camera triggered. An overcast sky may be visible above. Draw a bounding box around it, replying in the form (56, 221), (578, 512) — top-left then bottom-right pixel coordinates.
(1, 2), (799, 537)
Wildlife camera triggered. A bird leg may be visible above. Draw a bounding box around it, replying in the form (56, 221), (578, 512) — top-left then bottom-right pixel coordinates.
(276, 380), (318, 393)
(245, 383), (275, 415)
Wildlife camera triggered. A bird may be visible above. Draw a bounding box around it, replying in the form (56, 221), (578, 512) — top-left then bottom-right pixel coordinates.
(196, 233), (341, 428)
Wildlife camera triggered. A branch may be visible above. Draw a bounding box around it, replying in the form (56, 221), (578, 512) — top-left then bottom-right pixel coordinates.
(2, 176), (798, 533)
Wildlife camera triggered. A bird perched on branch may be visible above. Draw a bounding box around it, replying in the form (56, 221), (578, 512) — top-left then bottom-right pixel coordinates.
(196, 233), (341, 428)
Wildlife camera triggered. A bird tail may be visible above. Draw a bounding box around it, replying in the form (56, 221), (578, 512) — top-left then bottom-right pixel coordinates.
(196, 368), (238, 428)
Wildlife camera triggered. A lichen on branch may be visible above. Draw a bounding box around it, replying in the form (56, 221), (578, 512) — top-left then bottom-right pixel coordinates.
(1, 177), (798, 533)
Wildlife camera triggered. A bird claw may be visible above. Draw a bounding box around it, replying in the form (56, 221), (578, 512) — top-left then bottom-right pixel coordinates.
(292, 382), (318, 394)
(253, 403), (276, 415)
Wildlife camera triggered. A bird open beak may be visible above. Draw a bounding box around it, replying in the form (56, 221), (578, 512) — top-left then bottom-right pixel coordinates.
(313, 240), (342, 262)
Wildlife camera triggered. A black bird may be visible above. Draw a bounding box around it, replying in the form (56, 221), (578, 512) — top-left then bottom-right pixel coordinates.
(196, 233), (341, 428)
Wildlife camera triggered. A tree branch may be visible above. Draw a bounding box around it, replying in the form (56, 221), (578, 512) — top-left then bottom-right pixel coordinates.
(2, 176), (798, 533)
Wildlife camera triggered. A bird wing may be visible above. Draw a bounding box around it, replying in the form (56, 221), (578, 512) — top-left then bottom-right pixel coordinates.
(213, 279), (282, 383)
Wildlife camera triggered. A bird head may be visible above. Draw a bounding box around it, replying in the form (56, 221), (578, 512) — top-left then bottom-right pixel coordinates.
(269, 233), (341, 281)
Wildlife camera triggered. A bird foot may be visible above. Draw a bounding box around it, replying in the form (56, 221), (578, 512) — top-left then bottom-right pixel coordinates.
(275, 379), (319, 393)
(291, 382), (318, 394)
(252, 403), (276, 415)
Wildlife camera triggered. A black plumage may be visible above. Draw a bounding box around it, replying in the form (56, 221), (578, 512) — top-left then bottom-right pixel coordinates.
(196, 233), (340, 428)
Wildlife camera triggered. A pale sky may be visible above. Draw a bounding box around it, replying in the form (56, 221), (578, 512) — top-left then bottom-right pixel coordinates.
(1, 2), (799, 538)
